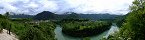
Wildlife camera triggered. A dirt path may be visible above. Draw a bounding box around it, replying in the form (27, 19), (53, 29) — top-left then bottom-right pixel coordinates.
(0, 29), (18, 40)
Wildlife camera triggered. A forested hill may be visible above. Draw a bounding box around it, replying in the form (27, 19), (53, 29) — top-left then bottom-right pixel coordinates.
(33, 11), (123, 20)
(33, 11), (57, 20)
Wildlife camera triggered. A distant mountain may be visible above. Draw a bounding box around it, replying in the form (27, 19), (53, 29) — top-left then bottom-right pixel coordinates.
(33, 11), (123, 20)
(78, 14), (121, 20)
(33, 11), (56, 20)
(10, 14), (33, 18)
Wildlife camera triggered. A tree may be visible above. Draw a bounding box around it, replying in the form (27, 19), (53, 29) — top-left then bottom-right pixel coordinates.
(5, 12), (10, 18)
(108, 0), (145, 40)
(125, 0), (145, 39)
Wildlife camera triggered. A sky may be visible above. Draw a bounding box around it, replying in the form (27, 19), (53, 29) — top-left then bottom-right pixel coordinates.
(0, 0), (134, 15)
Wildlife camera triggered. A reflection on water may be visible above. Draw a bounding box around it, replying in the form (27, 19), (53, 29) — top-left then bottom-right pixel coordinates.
(54, 23), (119, 40)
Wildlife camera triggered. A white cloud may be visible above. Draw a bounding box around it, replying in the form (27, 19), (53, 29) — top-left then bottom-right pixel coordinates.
(0, 0), (134, 15)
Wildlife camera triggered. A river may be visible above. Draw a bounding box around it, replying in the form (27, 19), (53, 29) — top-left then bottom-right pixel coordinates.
(54, 23), (119, 40)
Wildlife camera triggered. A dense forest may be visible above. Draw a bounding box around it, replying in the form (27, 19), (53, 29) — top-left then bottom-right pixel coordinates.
(103, 0), (145, 40)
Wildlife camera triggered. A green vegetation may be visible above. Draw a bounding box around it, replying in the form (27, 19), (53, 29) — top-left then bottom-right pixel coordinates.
(106, 0), (145, 40)
(114, 15), (126, 27)
(0, 14), (11, 34)
(11, 21), (56, 40)
(11, 18), (32, 22)
(0, 14), (56, 40)
(60, 19), (112, 37)
(0, 19), (11, 33)
(16, 22), (56, 40)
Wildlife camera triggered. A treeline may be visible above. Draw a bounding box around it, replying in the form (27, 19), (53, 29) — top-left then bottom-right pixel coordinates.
(60, 19), (112, 37)
(0, 14), (56, 40)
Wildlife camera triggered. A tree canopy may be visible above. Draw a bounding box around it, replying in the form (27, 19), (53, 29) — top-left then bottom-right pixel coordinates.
(107, 0), (145, 40)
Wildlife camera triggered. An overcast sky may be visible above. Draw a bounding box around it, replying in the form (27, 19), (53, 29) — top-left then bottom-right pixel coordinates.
(0, 0), (134, 15)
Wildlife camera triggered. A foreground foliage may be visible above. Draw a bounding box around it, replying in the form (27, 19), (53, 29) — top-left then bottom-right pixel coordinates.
(0, 14), (56, 40)
(106, 0), (145, 40)
(12, 21), (56, 40)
